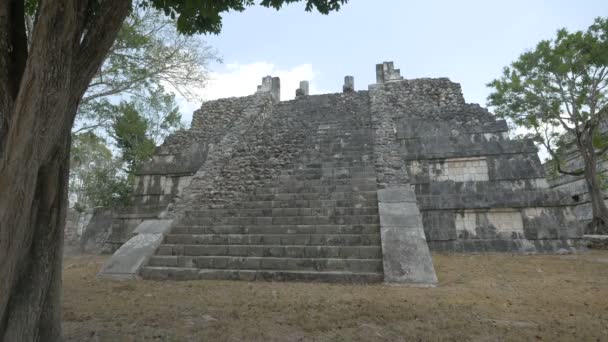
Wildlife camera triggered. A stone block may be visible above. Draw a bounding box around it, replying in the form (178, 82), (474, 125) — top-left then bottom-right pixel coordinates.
(133, 219), (173, 234)
(378, 187), (417, 203)
(297, 80), (309, 97)
(422, 210), (457, 241)
(98, 233), (165, 280)
(378, 202), (423, 227)
(380, 226), (438, 285)
(343, 76), (355, 92)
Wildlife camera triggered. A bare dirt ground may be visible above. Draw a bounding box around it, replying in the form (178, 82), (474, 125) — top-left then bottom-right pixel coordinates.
(63, 251), (608, 342)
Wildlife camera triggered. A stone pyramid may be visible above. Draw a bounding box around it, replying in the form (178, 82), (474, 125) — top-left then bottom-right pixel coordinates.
(105, 62), (583, 284)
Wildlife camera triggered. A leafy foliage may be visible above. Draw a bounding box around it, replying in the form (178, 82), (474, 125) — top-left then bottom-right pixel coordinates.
(69, 8), (202, 208)
(140, 0), (348, 35)
(66, 1), (348, 209)
(129, 85), (185, 146)
(488, 17), (608, 233)
(112, 102), (157, 174)
(69, 92), (181, 209)
(488, 17), (608, 174)
(69, 133), (131, 208)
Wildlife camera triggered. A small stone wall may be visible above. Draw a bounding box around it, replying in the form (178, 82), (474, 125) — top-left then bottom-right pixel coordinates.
(544, 125), (608, 228)
(64, 207), (114, 254)
(64, 208), (93, 247)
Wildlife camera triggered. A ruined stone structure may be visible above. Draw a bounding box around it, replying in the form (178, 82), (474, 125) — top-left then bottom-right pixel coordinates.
(106, 61), (584, 284)
(65, 208), (114, 254)
(544, 122), (608, 226)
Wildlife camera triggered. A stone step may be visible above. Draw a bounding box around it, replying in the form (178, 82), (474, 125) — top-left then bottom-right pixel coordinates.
(192, 199), (378, 210)
(271, 177), (376, 185)
(288, 163), (375, 170)
(274, 174), (376, 181)
(300, 152), (373, 159)
(299, 157), (372, 163)
(313, 131), (372, 136)
(315, 136), (373, 141)
(294, 152), (373, 158)
(156, 244), (383, 259)
(164, 233), (381, 246)
(281, 173), (376, 181)
(254, 184), (378, 195)
(147, 256), (383, 273)
(253, 183), (377, 193)
(302, 144), (373, 149)
(235, 198), (378, 209)
(248, 191), (378, 202)
(179, 214), (380, 226)
(309, 142), (372, 147)
(171, 224), (380, 235)
(140, 267), (383, 283)
(314, 127), (373, 132)
(183, 207), (379, 218)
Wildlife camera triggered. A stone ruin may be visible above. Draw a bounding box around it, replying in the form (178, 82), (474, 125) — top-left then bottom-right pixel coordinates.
(100, 61), (585, 284)
(545, 121), (608, 226)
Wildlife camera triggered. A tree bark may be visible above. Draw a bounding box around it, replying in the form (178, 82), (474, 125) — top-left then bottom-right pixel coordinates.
(1, 134), (70, 341)
(579, 136), (608, 235)
(0, 1), (130, 340)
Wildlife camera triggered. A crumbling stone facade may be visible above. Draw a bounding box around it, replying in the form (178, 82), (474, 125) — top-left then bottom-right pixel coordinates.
(544, 123), (608, 226)
(368, 71), (582, 253)
(64, 207), (113, 254)
(112, 61), (583, 283)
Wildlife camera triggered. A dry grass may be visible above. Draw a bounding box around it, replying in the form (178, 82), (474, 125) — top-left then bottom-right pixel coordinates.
(62, 251), (608, 341)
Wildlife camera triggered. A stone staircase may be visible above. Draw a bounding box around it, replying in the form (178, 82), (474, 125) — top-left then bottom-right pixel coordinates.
(141, 96), (384, 282)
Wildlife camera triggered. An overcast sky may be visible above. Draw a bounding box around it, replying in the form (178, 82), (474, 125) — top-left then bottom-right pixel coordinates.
(178, 0), (606, 124)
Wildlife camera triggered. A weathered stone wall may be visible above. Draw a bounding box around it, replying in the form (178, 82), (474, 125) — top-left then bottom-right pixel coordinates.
(104, 92), (279, 249)
(64, 207), (114, 254)
(544, 126), (608, 225)
(116, 61), (584, 257)
(368, 67), (582, 253)
(81, 208), (114, 254)
(64, 208), (93, 247)
(172, 91), (372, 213)
(170, 93), (277, 212)
(133, 94), (272, 207)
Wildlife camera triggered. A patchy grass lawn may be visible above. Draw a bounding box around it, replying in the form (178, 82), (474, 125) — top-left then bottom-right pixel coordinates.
(62, 251), (608, 341)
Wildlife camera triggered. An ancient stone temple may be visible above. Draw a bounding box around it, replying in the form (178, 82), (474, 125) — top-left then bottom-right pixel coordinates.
(100, 61), (584, 284)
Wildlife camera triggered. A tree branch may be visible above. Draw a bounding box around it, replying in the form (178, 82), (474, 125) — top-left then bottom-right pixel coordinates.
(73, 0), (132, 98)
(72, 119), (112, 135)
(0, 0), (29, 151)
(539, 125), (585, 176)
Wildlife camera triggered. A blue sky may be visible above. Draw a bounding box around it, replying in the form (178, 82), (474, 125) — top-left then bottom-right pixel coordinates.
(180, 0), (606, 121)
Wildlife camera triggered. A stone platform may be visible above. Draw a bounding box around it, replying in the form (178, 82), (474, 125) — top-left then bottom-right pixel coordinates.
(111, 61), (583, 284)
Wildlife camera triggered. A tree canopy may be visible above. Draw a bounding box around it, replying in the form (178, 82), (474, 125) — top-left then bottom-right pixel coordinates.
(141, 0), (347, 34)
(74, 8), (217, 136)
(488, 17), (608, 233)
(488, 17), (608, 170)
(69, 9), (200, 209)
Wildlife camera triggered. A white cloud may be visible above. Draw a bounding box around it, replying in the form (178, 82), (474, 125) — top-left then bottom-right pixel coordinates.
(176, 62), (325, 124)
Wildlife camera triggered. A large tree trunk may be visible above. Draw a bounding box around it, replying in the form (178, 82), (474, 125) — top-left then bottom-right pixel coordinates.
(0, 1), (130, 340)
(580, 137), (608, 235)
(0, 134), (71, 341)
